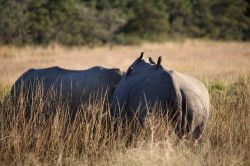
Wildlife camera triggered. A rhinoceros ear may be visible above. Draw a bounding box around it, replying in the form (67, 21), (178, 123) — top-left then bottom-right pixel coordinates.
(156, 56), (162, 69)
(149, 57), (156, 64)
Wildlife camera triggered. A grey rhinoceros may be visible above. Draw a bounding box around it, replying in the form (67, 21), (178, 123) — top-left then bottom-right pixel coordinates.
(11, 66), (123, 112)
(111, 53), (210, 139)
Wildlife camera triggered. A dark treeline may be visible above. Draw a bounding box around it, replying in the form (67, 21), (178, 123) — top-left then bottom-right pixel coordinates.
(0, 0), (250, 45)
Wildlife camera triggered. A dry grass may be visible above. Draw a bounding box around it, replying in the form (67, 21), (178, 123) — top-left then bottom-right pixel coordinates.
(0, 40), (250, 84)
(0, 40), (250, 165)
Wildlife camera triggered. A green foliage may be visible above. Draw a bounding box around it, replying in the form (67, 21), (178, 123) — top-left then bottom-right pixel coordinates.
(0, 82), (10, 102)
(0, 0), (29, 45)
(166, 0), (193, 37)
(210, 81), (226, 92)
(0, 0), (249, 45)
(123, 0), (169, 36)
(209, 0), (249, 40)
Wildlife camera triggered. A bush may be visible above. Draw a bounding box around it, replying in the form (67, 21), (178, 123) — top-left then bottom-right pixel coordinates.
(0, 0), (249, 45)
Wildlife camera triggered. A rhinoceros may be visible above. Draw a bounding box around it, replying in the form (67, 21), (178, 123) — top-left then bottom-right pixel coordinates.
(11, 66), (123, 112)
(111, 53), (209, 139)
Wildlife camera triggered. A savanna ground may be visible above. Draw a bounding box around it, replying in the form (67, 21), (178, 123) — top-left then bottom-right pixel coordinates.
(0, 40), (249, 165)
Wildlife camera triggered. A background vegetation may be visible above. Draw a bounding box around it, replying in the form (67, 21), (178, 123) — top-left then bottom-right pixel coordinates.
(0, 40), (249, 165)
(0, 0), (250, 45)
(0, 0), (249, 163)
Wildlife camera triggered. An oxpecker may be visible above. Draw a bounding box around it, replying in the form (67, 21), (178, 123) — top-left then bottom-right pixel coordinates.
(149, 57), (156, 64)
(136, 52), (144, 63)
(156, 56), (162, 69)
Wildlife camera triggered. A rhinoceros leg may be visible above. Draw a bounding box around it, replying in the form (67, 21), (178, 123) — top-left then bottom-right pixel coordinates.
(192, 122), (205, 140)
(173, 90), (193, 139)
(178, 89), (208, 140)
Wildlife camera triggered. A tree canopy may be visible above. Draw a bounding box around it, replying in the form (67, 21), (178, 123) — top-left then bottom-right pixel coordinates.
(0, 0), (249, 45)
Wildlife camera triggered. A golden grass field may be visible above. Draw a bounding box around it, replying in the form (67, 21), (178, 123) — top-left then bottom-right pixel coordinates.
(0, 40), (250, 84)
(0, 40), (249, 165)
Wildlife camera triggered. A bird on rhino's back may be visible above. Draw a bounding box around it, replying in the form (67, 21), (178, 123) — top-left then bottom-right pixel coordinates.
(111, 53), (210, 140)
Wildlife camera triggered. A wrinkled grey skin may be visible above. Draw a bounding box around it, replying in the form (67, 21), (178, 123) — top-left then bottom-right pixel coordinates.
(11, 66), (123, 111)
(111, 57), (209, 139)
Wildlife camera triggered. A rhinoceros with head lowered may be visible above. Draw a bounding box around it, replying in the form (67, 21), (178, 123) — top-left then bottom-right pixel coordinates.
(11, 66), (123, 113)
(111, 53), (210, 140)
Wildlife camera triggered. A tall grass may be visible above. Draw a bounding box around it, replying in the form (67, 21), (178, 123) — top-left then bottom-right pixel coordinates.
(1, 40), (250, 85)
(0, 75), (249, 165)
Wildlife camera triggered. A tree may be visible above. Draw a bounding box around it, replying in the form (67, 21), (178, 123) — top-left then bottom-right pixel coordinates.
(1, 0), (250, 45)
(0, 0), (28, 44)
(165, 0), (193, 37)
(244, 0), (250, 40)
(122, 0), (169, 38)
(210, 0), (250, 40)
